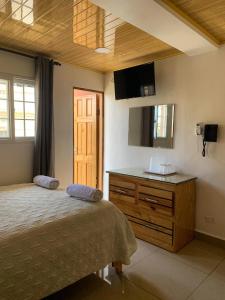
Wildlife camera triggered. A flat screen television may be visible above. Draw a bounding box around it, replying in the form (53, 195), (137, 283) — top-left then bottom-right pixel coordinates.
(114, 63), (155, 100)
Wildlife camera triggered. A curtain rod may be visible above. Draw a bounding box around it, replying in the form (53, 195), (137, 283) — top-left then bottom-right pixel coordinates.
(0, 47), (61, 66)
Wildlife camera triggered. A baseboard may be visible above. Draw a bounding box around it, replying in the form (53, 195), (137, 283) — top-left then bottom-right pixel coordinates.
(195, 231), (225, 249)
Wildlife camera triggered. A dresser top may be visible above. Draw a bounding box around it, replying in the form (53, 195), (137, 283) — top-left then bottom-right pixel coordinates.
(107, 168), (196, 185)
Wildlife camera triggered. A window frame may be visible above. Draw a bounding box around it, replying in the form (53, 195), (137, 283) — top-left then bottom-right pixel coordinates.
(0, 73), (36, 143)
(0, 74), (12, 142)
(13, 77), (36, 141)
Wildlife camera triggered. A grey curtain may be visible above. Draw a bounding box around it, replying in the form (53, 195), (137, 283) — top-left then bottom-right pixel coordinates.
(33, 56), (54, 177)
(141, 106), (155, 147)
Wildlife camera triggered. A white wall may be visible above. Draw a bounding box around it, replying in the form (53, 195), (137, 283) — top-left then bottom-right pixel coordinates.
(0, 50), (34, 185)
(0, 51), (104, 186)
(0, 50), (34, 78)
(53, 63), (104, 187)
(104, 46), (225, 240)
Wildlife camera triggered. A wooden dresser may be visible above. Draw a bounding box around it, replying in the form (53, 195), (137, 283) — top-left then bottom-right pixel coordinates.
(108, 168), (196, 252)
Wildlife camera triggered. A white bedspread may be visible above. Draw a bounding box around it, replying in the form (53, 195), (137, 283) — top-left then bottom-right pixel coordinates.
(0, 184), (137, 300)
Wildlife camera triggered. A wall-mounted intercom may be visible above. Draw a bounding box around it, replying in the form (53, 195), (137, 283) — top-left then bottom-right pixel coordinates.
(196, 123), (218, 157)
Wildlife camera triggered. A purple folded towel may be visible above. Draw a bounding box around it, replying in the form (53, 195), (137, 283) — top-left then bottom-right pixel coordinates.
(33, 175), (60, 190)
(66, 184), (103, 202)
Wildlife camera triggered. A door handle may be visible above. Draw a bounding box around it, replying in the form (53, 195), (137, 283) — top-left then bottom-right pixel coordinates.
(143, 197), (158, 204)
(114, 189), (127, 195)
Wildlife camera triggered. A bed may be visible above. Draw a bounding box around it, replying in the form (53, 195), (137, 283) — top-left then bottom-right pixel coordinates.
(0, 184), (137, 300)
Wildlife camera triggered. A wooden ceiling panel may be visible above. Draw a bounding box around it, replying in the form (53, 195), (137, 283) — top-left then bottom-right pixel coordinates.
(0, 0), (180, 72)
(170, 0), (225, 43)
(0, 0), (224, 72)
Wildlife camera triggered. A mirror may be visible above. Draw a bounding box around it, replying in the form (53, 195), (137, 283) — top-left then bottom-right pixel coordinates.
(128, 104), (175, 148)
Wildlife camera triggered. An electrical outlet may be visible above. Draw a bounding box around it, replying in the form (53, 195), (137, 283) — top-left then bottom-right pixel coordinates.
(204, 216), (215, 224)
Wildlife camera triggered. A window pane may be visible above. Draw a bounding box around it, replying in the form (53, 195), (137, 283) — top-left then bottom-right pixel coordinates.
(25, 120), (35, 137)
(0, 100), (8, 119)
(25, 0), (34, 7)
(13, 80), (35, 139)
(14, 83), (23, 101)
(14, 101), (24, 119)
(156, 105), (167, 138)
(23, 11), (34, 25)
(0, 79), (8, 99)
(15, 120), (24, 137)
(0, 119), (9, 138)
(22, 6), (32, 18)
(11, 1), (22, 21)
(11, 0), (34, 25)
(24, 84), (35, 102)
(25, 102), (35, 119)
(0, 0), (7, 13)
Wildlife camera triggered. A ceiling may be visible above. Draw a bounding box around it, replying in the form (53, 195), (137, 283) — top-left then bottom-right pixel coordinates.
(170, 0), (225, 44)
(0, 0), (224, 72)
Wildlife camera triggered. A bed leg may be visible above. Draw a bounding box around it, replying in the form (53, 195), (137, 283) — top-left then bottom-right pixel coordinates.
(112, 261), (123, 273)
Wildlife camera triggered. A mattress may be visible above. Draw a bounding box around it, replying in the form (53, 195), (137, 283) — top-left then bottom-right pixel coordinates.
(0, 184), (137, 300)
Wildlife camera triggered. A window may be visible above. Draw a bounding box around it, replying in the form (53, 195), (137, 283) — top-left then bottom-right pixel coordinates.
(14, 80), (35, 138)
(11, 0), (34, 25)
(0, 75), (36, 141)
(0, 79), (10, 138)
(0, 0), (34, 24)
(155, 105), (168, 138)
(0, 0), (7, 13)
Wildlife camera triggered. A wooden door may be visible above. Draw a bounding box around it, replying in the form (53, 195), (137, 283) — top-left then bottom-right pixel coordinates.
(74, 94), (98, 188)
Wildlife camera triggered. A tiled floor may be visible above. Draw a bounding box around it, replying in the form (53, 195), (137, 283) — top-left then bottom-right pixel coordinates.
(47, 239), (225, 300)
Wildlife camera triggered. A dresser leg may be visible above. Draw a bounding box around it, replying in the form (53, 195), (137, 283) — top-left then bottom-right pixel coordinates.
(112, 261), (123, 273)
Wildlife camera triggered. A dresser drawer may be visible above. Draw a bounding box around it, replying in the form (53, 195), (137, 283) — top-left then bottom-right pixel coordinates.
(110, 193), (139, 217)
(138, 199), (173, 217)
(110, 194), (173, 230)
(136, 199), (173, 229)
(139, 185), (173, 200)
(127, 215), (173, 235)
(129, 219), (173, 249)
(136, 205), (173, 229)
(110, 191), (135, 205)
(109, 185), (135, 197)
(110, 177), (135, 190)
(139, 193), (173, 208)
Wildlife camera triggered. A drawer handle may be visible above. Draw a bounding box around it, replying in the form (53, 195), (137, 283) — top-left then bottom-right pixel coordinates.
(143, 197), (158, 204)
(114, 189), (127, 195)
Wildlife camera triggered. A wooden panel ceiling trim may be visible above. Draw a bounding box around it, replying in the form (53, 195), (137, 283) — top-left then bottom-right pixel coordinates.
(168, 0), (225, 44)
(155, 0), (220, 46)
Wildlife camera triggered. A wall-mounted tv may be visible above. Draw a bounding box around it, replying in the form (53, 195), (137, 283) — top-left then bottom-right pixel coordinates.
(114, 63), (155, 100)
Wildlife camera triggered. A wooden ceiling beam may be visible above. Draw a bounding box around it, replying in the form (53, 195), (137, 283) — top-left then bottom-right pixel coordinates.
(155, 0), (220, 46)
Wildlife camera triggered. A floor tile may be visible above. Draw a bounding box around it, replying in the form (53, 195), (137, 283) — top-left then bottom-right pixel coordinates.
(106, 267), (160, 300)
(211, 258), (225, 279)
(125, 251), (207, 300)
(189, 276), (225, 300)
(189, 259), (225, 300)
(125, 239), (159, 269)
(159, 239), (225, 274)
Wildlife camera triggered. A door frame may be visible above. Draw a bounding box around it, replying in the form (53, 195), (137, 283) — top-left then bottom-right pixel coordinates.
(73, 87), (104, 190)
